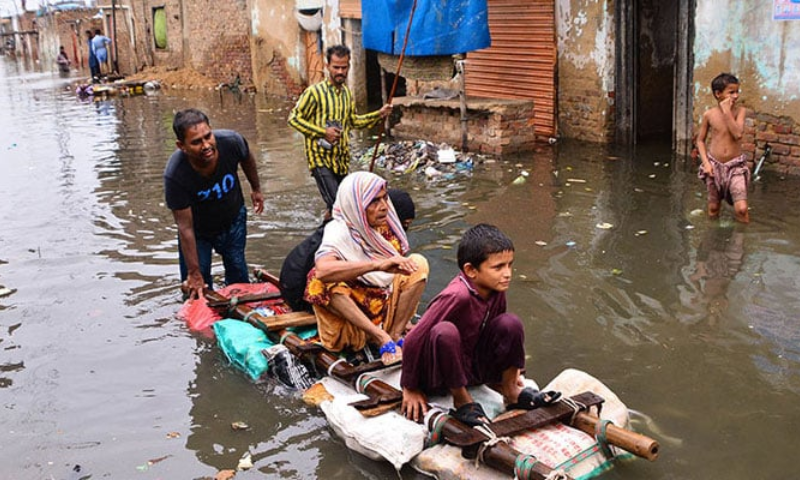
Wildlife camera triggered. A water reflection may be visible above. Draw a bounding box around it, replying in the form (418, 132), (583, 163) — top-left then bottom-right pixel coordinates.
(686, 226), (745, 327)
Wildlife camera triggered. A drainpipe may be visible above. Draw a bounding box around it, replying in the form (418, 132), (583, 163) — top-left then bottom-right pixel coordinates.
(111, 0), (118, 73)
(456, 57), (468, 152)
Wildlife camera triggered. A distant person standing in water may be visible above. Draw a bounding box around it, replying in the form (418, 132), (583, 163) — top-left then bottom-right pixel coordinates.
(164, 109), (265, 299)
(85, 30), (100, 80)
(56, 46), (70, 73)
(696, 73), (749, 223)
(91, 29), (112, 75)
(288, 44), (393, 218)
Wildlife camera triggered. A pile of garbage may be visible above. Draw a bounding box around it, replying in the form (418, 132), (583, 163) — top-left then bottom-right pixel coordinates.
(354, 140), (481, 179)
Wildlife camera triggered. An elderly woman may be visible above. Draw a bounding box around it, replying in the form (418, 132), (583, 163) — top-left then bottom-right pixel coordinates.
(305, 171), (428, 365)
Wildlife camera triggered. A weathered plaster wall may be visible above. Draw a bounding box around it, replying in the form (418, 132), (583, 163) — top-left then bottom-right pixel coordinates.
(556, 0), (616, 143)
(249, 0), (303, 97)
(248, 0), (348, 98)
(133, 0), (185, 73)
(694, 0), (800, 171)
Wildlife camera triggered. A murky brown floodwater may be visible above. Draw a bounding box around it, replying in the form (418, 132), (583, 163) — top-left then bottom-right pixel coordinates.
(2, 57), (800, 480)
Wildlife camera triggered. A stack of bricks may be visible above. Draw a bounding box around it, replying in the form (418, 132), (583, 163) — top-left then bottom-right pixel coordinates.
(392, 97), (537, 155)
(743, 113), (800, 176)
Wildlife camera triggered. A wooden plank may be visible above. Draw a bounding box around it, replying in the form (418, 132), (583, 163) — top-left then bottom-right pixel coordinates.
(252, 311), (317, 331)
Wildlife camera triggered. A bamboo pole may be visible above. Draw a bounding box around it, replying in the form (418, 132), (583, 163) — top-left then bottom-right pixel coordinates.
(369, 0), (419, 172)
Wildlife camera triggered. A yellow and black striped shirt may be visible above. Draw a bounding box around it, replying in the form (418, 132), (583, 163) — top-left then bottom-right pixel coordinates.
(288, 79), (382, 175)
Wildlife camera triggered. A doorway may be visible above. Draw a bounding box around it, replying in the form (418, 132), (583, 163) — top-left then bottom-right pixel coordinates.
(616, 0), (695, 152)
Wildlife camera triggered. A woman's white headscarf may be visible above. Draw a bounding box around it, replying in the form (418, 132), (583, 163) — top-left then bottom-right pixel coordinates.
(315, 171), (409, 288)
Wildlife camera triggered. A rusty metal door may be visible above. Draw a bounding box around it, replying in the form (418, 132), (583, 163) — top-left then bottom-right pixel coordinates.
(464, 0), (557, 138)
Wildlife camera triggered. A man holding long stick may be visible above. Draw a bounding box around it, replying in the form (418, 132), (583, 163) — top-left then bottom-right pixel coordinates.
(288, 44), (392, 218)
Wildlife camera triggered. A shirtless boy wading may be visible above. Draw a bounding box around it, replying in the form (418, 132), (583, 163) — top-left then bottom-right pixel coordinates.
(696, 73), (749, 223)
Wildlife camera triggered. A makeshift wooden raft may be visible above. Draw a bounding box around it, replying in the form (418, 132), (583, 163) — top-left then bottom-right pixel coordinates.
(203, 274), (659, 480)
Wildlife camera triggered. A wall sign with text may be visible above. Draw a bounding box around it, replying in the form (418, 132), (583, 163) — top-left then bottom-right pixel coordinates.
(774, 0), (800, 20)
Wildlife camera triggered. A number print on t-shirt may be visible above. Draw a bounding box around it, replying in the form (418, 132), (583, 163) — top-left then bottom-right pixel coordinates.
(197, 173), (236, 201)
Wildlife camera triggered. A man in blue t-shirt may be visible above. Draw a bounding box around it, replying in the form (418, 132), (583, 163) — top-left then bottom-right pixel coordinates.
(164, 109), (264, 299)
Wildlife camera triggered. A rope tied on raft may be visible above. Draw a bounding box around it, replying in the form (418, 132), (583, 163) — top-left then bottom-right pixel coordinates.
(594, 418), (615, 459)
(355, 372), (380, 394)
(559, 396), (588, 424)
(513, 454), (539, 480)
(473, 424), (512, 468)
(513, 454), (568, 480)
(327, 358), (347, 377)
(241, 309), (258, 324)
(425, 411), (451, 448)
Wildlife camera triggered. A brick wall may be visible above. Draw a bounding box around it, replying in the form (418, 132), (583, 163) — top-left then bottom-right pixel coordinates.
(268, 49), (305, 98)
(184, 0), (252, 85)
(392, 97), (536, 155)
(743, 113), (800, 176)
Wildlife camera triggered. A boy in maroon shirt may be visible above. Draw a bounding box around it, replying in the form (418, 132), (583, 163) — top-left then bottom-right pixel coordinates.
(400, 224), (558, 426)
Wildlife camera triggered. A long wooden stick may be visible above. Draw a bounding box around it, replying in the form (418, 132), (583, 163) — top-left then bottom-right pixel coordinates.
(369, 0), (419, 172)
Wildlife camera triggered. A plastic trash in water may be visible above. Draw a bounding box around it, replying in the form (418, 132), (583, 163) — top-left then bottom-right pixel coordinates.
(424, 166), (442, 177)
(437, 148), (456, 163)
(455, 158), (473, 170)
(566, 241), (576, 247)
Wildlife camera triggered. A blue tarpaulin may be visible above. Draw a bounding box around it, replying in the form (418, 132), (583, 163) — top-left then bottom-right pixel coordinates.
(362, 0), (490, 56)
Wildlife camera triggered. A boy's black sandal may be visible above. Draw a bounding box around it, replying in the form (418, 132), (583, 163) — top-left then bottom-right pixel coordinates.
(506, 387), (563, 411)
(450, 402), (491, 427)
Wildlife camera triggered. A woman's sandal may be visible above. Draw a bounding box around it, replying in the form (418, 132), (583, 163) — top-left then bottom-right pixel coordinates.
(450, 402), (491, 428)
(506, 387), (562, 411)
(379, 340), (403, 366)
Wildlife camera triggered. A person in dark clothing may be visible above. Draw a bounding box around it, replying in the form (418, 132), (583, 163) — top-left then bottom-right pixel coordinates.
(164, 109), (264, 299)
(400, 223), (559, 427)
(279, 188), (416, 313)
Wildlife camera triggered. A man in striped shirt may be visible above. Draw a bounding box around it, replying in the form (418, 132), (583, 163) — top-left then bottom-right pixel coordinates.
(288, 44), (393, 217)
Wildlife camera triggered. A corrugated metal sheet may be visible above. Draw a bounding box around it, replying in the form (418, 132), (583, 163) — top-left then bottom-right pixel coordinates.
(340, 0), (361, 19)
(465, 0), (556, 137)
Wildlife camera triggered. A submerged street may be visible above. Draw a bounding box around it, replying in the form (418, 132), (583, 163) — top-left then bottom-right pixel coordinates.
(2, 58), (800, 479)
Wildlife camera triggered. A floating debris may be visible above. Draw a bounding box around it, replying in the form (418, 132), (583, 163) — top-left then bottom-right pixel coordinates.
(566, 241), (577, 247)
(635, 230), (648, 236)
(648, 174), (657, 179)
(685, 225), (695, 230)
(611, 268), (623, 276)
(689, 209), (705, 217)
(512, 175), (526, 185)
(535, 240), (548, 247)
(596, 222), (614, 230)
(566, 178), (586, 183)
(166, 431), (181, 439)
(231, 421), (249, 431)
(237, 452), (253, 470)
(634, 188), (644, 193)
(355, 140), (478, 179)
(437, 147), (456, 163)
(0, 287), (15, 298)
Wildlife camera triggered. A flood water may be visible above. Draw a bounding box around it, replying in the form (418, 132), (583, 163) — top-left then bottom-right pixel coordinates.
(2, 57), (800, 480)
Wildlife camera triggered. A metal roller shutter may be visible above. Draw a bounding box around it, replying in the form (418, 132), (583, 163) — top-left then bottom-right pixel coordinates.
(465, 0), (557, 138)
